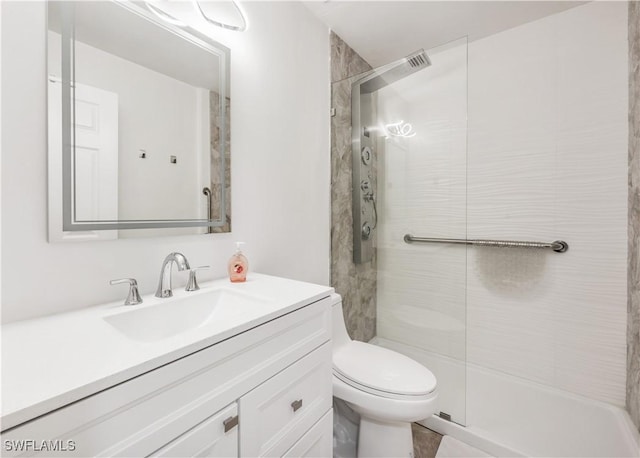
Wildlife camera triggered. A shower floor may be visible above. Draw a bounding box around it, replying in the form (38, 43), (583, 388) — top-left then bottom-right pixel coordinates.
(375, 337), (640, 457)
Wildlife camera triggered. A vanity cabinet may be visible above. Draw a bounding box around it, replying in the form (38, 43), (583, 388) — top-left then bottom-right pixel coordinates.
(1, 297), (333, 457)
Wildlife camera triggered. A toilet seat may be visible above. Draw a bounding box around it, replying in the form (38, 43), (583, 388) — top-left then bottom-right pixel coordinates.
(333, 341), (437, 400)
(333, 375), (438, 424)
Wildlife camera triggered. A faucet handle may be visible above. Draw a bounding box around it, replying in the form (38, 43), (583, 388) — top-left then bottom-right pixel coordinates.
(186, 266), (210, 292)
(110, 278), (143, 305)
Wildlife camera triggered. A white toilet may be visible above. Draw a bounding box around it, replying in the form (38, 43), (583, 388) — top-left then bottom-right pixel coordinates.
(331, 294), (438, 458)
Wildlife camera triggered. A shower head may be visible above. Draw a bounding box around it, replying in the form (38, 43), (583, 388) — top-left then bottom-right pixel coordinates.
(358, 49), (431, 94)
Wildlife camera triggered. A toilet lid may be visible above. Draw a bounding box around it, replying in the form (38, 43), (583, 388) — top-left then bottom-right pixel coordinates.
(333, 342), (437, 397)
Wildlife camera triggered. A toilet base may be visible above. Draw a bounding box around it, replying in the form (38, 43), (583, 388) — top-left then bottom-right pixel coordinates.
(358, 416), (413, 458)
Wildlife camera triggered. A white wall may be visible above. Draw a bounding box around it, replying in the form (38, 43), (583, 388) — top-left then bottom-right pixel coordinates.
(1, 1), (330, 323)
(377, 1), (628, 409)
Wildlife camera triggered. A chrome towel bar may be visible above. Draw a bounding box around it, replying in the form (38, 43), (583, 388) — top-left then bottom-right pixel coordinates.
(403, 234), (569, 253)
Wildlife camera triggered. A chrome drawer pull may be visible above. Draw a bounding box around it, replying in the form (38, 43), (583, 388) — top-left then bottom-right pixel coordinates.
(291, 399), (303, 412)
(223, 415), (239, 433)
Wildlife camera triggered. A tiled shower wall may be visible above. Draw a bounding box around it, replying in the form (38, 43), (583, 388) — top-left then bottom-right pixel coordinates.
(330, 32), (377, 342)
(210, 91), (231, 233)
(628, 0), (640, 432)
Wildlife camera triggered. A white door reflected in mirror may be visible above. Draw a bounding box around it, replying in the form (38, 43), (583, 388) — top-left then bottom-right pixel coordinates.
(48, 78), (119, 242)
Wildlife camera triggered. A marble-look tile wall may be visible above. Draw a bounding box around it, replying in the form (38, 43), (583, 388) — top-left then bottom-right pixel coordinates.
(331, 32), (377, 341)
(210, 91), (231, 233)
(628, 0), (640, 432)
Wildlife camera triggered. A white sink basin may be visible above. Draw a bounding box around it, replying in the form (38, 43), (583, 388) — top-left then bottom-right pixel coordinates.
(104, 288), (270, 342)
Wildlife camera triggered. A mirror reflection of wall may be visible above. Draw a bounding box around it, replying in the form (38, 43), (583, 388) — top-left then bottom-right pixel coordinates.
(47, 1), (230, 240)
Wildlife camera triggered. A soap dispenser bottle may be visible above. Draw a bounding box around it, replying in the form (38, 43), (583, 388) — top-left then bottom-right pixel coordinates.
(228, 242), (248, 283)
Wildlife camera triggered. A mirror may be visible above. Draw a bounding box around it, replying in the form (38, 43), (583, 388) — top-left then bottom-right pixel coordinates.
(47, 1), (231, 240)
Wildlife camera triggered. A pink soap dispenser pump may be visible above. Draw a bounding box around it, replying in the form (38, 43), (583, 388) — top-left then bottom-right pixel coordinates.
(228, 242), (248, 283)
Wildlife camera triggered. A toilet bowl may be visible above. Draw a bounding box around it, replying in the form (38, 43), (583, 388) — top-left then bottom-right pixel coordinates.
(331, 294), (438, 458)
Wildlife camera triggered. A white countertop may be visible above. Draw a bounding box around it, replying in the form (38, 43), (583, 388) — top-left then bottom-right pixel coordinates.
(1, 273), (333, 431)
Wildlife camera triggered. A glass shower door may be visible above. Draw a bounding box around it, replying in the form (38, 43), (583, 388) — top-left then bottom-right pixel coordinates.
(366, 37), (468, 425)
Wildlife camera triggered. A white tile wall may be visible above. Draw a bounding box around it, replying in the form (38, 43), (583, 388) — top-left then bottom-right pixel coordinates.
(467, 1), (628, 407)
(377, 1), (628, 410)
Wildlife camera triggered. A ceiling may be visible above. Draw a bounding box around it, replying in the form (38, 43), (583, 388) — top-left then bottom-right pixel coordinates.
(304, 1), (587, 68)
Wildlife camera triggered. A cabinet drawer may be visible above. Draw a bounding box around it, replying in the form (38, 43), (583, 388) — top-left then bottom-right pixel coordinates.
(283, 409), (332, 458)
(239, 342), (332, 457)
(151, 403), (238, 457)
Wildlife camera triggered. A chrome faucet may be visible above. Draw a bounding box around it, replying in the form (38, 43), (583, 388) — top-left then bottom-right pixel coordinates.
(155, 252), (191, 298)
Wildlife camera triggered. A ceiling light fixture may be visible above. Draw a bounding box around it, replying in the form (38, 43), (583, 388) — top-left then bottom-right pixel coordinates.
(145, 2), (187, 27)
(194, 0), (249, 32)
